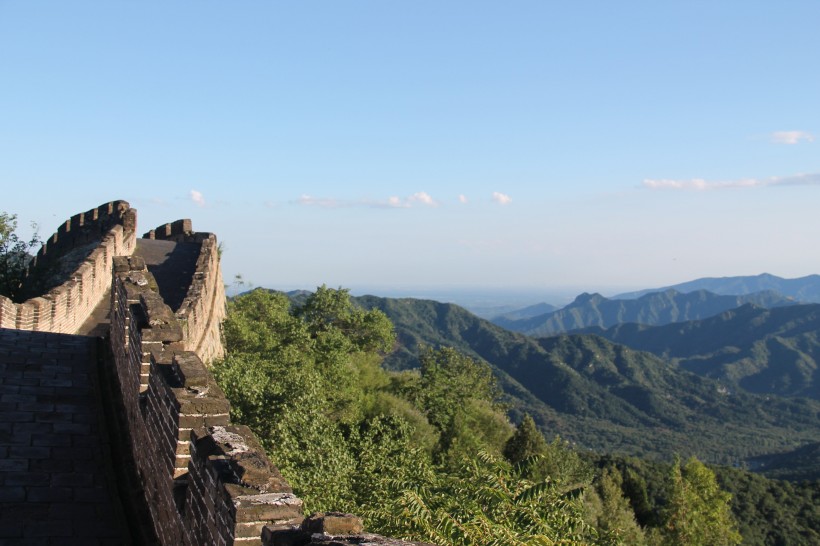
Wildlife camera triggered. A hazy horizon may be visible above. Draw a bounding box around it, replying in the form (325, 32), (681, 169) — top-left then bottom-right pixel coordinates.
(231, 270), (817, 315)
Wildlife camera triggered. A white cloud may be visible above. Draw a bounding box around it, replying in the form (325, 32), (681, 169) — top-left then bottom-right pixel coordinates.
(458, 194), (468, 204)
(190, 190), (205, 207)
(297, 194), (341, 208)
(642, 173), (820, 191)
(492, 191), (512, 205)
(771, 130), (814, 145)
(408, 192), (438, 207)
(294, 191), (440, 209)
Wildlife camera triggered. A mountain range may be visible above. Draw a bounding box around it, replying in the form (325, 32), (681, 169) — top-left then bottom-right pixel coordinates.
(614, 272), (820, 302)
(491, 289), (795, 336)
(351, 294), (820, 475)
(575, 303), (820, 400)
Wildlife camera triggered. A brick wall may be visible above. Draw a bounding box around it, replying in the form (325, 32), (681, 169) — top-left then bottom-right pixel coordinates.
(109, 258), (303, 546)
(143, 221), (227, 364)
(0, 200), (136, 333)
(176, 234), (226, 364)
(27, 200), (135, 278)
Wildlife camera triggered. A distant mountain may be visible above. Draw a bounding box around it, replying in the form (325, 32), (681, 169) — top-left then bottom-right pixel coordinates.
(614, 273), (820, 302)
(490, 302), (558, 322)
(576, 303), (820, 400)
(492, 289), (795, 336)
(352, 295), (820, 471)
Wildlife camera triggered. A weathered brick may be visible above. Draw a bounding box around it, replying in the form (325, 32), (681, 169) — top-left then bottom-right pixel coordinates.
(26, 486), (73, 502)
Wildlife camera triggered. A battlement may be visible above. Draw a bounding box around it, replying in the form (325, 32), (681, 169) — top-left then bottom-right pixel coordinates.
(0, 200), (136, 333)
(109, 256), (304, 544)
(28, 200), (136, 283)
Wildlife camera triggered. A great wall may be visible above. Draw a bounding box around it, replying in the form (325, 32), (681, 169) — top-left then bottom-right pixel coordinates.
(0, 201), (427, 545)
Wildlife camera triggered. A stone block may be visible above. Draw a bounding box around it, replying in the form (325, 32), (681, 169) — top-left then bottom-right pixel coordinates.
(303, 513), (364, 536)
(178, 395), (230, 419)
(229, 488), (304, 524)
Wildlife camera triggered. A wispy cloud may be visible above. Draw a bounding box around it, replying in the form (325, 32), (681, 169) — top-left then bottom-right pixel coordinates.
(295, 191), (440, 209)
(643, 173), (820, 191)
(407, 192), (438, 207)
(771, 130), (814, 145)
(492, 191), (513, 205)
(190, 190), (206, 207)
(298, 195), (341, 208)
(385, 196), (407, 208)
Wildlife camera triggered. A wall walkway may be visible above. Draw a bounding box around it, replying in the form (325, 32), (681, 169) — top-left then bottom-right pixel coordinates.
(0, 328), (128, 545)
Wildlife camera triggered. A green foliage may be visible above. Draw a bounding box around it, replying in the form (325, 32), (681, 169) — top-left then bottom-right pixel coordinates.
(504, 414), (548, 465)
(352, 294), (820, 471)
(0, 211), (40, 301)
(348, 415), (435, 512)
(213, 288), (402, 511)
(410, 346), (511, 463)
(295, 284), (396, 354)
(414, 346), (501, 429)
(651, 457), (741, 546)
(713, 466), (820, 546)
(589, 302), (820, 401)
(216, 288), (784, 545)
(216, 288), (617, 543)
(585, 467), (647, 545)
(599, 454), (820, 546)
(364, 451), (603, 546)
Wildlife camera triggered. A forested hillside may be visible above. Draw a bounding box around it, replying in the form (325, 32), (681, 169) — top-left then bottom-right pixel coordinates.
(492, 289), (794, 336)
(215, 288), (754, 545)
(578, 303), (820, 400)
(593, 455), (820, 545)
(353, 295), (820, 469)
(217, 287), (819, 545)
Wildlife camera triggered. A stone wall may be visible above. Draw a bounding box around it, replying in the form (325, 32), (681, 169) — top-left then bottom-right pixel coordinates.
(109, 256), (304, 546)
(143, 221), (227, 363)
(0, 200), (136, 333)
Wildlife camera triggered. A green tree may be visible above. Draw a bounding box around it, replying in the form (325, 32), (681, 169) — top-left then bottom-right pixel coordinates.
(652, 457), (741, 546)
(295, 284), (395, 354)
(365, 451), (601, 546)
(411, 346), (511, 462)
(585, 466), (646, 545)
(215, 288), (617, 542)
(349, 415), (435, 515)
(0, 211), (40, 301)
(213, 287), (399, 511)
(504, 414), (548, 465)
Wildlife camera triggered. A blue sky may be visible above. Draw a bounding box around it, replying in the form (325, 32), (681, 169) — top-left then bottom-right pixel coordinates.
(2, 1), (818, 297)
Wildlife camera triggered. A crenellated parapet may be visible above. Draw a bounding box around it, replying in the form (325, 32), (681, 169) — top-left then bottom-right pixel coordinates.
(143, 218), (193, 242)
(143, 220), (227, 363)
(109, 256), (304, 545)
(108, 242), (428, 546)
(29, 200), (136, 278)
(0, 200), (136, 333)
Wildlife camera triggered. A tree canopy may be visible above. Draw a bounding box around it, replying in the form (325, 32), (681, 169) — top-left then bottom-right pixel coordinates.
(213, 287), (746, 545)
(0, 211), (40, 301)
